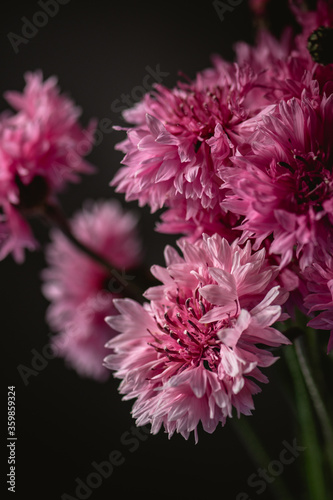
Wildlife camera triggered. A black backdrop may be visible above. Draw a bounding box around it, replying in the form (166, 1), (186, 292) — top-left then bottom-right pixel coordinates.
(1, 1), (305, 499)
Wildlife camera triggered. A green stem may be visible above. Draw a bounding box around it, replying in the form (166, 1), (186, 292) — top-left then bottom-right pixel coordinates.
(294, 337), (333, 475)
(284, 345), (327, 500)
(231, 418), (294, 500)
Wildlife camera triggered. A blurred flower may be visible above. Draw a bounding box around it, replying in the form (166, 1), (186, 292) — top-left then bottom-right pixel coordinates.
(0, 71), (96, 262)
(222, 93), (333, 269)
(42, 200), (141, 381)
(105, 234), (290, 441)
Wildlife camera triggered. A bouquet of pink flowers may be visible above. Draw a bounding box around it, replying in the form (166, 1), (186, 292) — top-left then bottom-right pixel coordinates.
(2, 1), (332, 498)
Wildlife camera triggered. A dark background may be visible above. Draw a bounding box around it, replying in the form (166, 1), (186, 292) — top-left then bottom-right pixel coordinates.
(1, 1), (311, 499)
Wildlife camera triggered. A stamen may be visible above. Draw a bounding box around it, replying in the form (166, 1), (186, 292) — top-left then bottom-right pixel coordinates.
(278, 161), (294, 173)
(176, 312), (185, 325)
(169, 330), (178, 341)
(185, 330), (201, 345)
(147, 343), (165, 354)
(188, 319), (201, 333)
(147, 329), (161, 343)
(199, 300), (206, 315)
(154, 317), (166, 333)
(190, 306), (199, 319)
(164, 311), (177, 327)
(176, 338), (187, 347)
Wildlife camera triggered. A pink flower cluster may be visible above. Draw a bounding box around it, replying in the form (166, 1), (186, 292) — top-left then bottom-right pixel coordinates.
(42, 200), (141, 381)
(4, 0), (332, 442)
(103, 0), (333, 440)
(0, 71), (96, 262)
(105, 234), (290, 440)
(110, 0), (333, 363)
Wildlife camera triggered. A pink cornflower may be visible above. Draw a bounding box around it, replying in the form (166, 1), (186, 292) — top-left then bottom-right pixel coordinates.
(105, 234), (290, 441)
(42, 200), (141, 381)
(222, 93), (333, 269)
(0, 71), (96, 262)
(111, 60), (273, 237)
(303, 246), (333, 353)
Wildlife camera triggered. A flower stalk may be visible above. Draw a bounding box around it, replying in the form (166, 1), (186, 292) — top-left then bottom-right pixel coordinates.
(294, 337), (333, 475)
(231, 418), (294, 500)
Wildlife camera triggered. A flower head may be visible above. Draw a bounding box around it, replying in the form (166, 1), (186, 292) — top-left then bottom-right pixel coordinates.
(0, 71), (96, 262)
(42, 200), (141, 381)
(222, 93), (333, 269)
(111, 60), (271, 237)
(105, 234), (290, 441)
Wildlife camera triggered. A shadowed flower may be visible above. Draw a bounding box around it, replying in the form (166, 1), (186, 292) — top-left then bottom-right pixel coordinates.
(42, 200), (141, 381)
(105, 234), (290, 441)
(291, 0), (333, 76)
(304, 246), (333, 353)
(222, 93), (333, 269)
(235, 2), (333, 102)
(0, 71), (96, 262)
(291, 0), (333, 44)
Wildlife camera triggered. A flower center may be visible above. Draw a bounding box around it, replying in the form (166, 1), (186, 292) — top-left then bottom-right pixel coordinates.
(279, 156), (332, 211)
(148, 288), (236, 372)
(154, 84), (233, 144)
